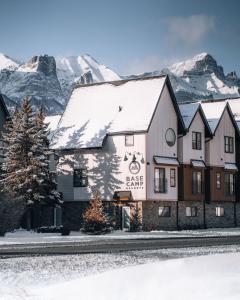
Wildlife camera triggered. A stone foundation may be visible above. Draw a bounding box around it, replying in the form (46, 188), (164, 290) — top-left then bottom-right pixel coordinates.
(205, 202), (235, 228)
(142, 201), (177, 230)
(178, 201), (205, 230)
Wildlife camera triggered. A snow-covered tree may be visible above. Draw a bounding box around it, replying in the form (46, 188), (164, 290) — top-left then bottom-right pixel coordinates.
(0, 97), (61, 231)
(82, 191), (111, 234)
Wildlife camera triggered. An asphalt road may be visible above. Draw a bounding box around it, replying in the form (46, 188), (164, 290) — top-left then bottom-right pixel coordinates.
(1, 235), (240, 257)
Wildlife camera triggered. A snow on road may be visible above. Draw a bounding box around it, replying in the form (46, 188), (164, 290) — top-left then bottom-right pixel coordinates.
(1, 246), (240, 300)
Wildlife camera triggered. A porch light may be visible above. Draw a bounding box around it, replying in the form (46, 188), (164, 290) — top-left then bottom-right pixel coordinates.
(124, 154), (128, 161)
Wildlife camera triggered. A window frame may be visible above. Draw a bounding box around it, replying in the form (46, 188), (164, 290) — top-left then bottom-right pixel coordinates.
(154, 168), (167, 193)
(192, 171), (202, 195)
(216, 207), (224, 217)
(216, 172), (221, 190)
(125, 135), (134, 147)
(170, 168), (176, 187)
(192, 131), (202, 150)
(186, 206), (198, 217)
(224, 172), (235, 196)
(224, 136), (234, 154)
(165, 128), (176, 147)
(158, 206), (171, 217)
(73, 168), (88, 187)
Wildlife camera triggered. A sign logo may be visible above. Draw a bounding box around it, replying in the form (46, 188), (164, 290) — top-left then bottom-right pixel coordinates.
(129, 161), (141, 174)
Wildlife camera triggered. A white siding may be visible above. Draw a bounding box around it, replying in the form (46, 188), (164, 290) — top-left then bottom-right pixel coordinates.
(178, 111), (205, 164)
(206, 108), (236, 166)
(57, 133), (146, 201)
(146, 84), (178, 201)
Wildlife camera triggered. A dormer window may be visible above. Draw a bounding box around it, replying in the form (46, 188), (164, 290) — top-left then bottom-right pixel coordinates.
(224, 136), (234, 153)
(125, 135), (134, 146)
(192, 132), (202, 150)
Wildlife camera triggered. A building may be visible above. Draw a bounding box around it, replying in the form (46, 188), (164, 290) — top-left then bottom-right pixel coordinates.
(177, 103), (212, 229)
(50, 75), (185, 230)
(49, 77), (240, 231)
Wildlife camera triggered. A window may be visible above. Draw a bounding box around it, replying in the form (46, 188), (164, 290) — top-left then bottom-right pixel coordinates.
(224, 173), (235, 196)
(216, 207), (224, 217)
(192, 171), (202, 194)
(165, 128), (176, 147)
(192, 132), (202, 150)
(159, 206), (171, 217)
(186, 206), (197, 217)
(216, 172), (221, 190)
(224, 136), (234, 153)
(125, 135), (134, 146)
(73, 169), (88, 187)
(170, 169), (176, 187)
(154, 168), (167, 193)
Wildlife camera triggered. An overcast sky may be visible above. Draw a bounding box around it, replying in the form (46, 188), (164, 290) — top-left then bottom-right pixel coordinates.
(0, 0), (239, 75)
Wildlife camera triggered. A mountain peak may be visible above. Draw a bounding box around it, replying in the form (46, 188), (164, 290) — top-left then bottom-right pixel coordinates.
(169, 52), (224, 78)
(0, 53), (19, 71)
(18, 55), (57, 76)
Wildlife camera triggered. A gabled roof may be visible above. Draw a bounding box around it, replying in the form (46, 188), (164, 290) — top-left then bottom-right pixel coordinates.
(51, 75), (184, 150)
(201, 101), (239, 136)
(179, 102), (212, 137)
(201, 101), (226, 134)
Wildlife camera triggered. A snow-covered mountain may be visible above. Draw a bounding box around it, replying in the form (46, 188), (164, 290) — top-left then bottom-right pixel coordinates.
(0, 53), (121, 114)
(56, 54), (120, 100)
(126, 53), (240, 102)
(0, 51), (239, 114)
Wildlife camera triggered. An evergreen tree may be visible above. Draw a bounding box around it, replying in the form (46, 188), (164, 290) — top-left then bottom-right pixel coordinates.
(29, 108), (61, 205)
(0, 98), (61, 231)
(82, 191), (111, 234)
(1, 98), (36, 204)
(130, 206), (142, 232)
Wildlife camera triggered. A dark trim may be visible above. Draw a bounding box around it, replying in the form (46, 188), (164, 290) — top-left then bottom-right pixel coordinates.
(184, 104), (212, 138)
(147, 76), (185, 135)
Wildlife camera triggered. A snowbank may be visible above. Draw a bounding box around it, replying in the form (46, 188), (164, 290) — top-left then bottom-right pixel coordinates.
(30, 253), (240, 300)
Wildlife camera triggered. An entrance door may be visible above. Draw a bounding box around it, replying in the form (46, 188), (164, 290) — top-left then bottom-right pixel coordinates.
(122, 206), (131, 231)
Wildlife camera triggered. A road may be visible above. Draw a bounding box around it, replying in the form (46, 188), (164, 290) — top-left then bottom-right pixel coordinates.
(1, 235), (240, 257)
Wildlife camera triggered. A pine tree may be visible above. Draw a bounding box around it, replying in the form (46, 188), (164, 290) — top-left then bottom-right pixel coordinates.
(1, 98), (36, 204)
(29, 108), (61, 205)
(0, 98), (61, 232)
(130, 206), (142, 232)
(82, 191), (111, 234)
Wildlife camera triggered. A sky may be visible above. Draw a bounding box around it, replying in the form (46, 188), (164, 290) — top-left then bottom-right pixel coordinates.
(0, 0), (239, 75)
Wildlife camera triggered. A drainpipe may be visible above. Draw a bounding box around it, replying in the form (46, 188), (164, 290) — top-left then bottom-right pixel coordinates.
(176, 201), (179, 230)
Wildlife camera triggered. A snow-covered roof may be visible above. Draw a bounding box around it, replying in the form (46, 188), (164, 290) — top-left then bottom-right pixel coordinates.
(225, 98), (240, 121)
(191, 160), (206, 168)
(224, 163), (238, 171)
(153, 156), (179, 166)
(200, 101), (226, 133)
(179, 103), (200, 128)
(45, 114), (61, 139)
(51, 76), (167, 149)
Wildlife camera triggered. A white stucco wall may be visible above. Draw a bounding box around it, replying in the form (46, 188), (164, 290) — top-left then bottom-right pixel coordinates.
(178, 111), (205, 164)
(205, 108), (236, 166)
(57, 133), (146, 201)
(146, 84), (178, 201)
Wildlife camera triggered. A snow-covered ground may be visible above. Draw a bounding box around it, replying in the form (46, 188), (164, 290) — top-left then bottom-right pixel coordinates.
(1, 247), (240, 300)
(1, 227), (240, 245)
